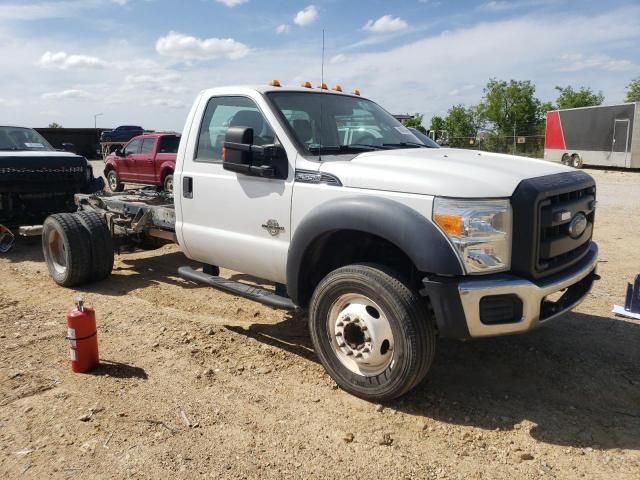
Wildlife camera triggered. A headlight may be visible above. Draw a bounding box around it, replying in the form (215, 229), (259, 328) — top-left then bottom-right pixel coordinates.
(433, 198), (512, 274)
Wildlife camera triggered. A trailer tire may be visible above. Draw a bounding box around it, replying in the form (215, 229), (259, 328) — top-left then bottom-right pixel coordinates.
(309, 263), (436, 402)
(561, 153), (571, 166)
(571, 154), (583, 169)
(76, 211), (114, 281)
(106, 169), (124, 192)
(42, 213), (92, 287)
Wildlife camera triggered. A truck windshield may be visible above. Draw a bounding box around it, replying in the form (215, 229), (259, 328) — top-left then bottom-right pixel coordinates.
(267, 91), (437, 155)
(0, 127), (55, 152)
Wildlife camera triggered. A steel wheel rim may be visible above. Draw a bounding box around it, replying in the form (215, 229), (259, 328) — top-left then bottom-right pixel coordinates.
(165, 176), (173, 192)
(327, 293), (395, 376)
(108, 172), (118, 190)
(47, 229), (67, 274)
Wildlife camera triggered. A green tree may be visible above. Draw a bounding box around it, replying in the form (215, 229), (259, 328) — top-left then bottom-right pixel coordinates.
(429, 115), (445, 132)
(479, 79), (542, 136)
(405, 113), (426, 133)
(625, 77), (640, 102)
(555, 85), (604, 109)
(444, 105), (481, 147)
(48, 122), (63, 128)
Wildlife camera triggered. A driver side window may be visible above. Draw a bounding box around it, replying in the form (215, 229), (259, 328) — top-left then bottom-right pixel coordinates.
(124, 139), (142, 156)
(195, 96), (275, 163)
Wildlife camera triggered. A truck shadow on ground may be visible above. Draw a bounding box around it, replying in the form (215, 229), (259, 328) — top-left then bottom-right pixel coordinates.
(78, 250), (203, 296)
(229, 310), (640, 451)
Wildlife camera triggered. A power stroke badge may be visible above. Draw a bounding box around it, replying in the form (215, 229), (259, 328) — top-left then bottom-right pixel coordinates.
(262, 219), (285, 236)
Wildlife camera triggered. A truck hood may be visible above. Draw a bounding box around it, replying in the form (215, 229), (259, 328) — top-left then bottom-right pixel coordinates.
(0, 150), (83, 158)
(318, 148), (573, 198)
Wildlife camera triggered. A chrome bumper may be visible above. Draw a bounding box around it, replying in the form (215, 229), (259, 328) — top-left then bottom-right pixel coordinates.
(458, 243), (599, 338)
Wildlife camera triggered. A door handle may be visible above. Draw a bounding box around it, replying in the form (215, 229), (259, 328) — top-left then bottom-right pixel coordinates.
(183, 176), (193, 198)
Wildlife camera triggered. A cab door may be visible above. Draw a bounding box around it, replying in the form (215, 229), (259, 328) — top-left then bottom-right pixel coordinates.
(177, 94), (295, 284)
(137, 137), (157, 184)
(120, 138), (142, 181)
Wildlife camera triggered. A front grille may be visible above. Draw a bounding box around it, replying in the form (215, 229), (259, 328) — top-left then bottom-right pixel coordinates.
(511, 171), (596, 280)
(536, 185), (595, 275)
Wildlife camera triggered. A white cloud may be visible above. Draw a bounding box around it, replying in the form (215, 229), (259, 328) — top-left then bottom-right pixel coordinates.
(216, 0), (248, 7)
(0, 1), (100, 21)
(276, 24), (290, 34)
(479, 1), (512, 11)
(362, 15), (408, 33)
(330, 54), (347, 64)
(39, 51), (108, 69)
(41, 89), (91, 99)
(558, 53), (634, 72)
(293, 5), (318, 27)
(150, 98), (190, 109)
(111, 0), (129, 5)
(155, 31), (249, 61)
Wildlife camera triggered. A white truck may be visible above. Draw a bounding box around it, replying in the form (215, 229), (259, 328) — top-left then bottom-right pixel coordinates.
(41, 83), (599, 401)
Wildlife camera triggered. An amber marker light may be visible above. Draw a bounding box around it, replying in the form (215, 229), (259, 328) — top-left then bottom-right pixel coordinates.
(269, 80), (281, 87)
(333, 84), (343, 92)
(301, 81), (313, 88)
(434, 214), (464, 237)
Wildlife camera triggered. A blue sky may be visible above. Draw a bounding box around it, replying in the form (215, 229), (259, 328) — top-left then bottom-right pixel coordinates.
(0, 0), (638, 130)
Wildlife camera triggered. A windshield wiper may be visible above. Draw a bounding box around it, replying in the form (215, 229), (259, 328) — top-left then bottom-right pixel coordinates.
(308, 144), (384, 154)
(382, 142), (434, 149)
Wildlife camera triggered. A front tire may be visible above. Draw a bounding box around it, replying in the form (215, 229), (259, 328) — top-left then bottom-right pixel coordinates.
(163, 173), (174, 193)
(106, 169), (124, 192)
(309, 264), (436, 401)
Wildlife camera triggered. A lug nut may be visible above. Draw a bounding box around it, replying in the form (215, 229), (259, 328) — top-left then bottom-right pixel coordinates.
(336, 322), (344, 327)
(338, 342), (346, 348)
(355, 353), (363, 358)
(363, 348), (370, 353)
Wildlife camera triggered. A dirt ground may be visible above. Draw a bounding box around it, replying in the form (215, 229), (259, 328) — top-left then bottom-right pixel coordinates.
(1, 168), (639, 479)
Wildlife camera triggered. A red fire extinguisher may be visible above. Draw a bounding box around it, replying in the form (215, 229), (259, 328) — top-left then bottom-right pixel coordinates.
(66, 297), (99, 373)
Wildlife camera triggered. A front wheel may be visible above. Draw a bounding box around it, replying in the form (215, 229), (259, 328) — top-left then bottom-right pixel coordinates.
(163, 173), (174, 193)
(571, 154), (583, 169)
(106, 170), (124, 192)
(309, 264), (436, 402)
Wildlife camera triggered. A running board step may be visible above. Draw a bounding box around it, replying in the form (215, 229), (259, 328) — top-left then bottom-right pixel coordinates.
(178, 266), (296, 310)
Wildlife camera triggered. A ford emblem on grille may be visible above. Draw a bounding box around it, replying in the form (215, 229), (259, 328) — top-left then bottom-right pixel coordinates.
(568, 212), (587, 239)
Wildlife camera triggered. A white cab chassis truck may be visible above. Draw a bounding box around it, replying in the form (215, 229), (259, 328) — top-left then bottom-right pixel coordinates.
(42, 85), (600, 401)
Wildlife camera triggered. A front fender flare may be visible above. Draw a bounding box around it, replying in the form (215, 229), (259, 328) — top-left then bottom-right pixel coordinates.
(286, 196), (463, 304)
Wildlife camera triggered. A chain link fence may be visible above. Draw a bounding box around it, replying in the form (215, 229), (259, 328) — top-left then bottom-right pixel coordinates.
(438, 135), (546, 158)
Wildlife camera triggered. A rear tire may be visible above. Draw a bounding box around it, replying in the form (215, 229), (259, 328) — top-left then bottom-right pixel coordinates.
(75, 211), (114, 281)
(571, 154), (583, 169)
(309, 264), (436, 402)
(106, 169), (124, 192)
(42, 213), (92, 287)
(163, 173), (174, 193)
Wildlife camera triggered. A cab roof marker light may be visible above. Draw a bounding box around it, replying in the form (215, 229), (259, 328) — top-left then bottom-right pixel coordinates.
(269, 80), (281, 87)
(352, 88), (361, 96)
(301, 81), (313, 88)
(333, 84), (343, 92)
(318, 83), (328, 90)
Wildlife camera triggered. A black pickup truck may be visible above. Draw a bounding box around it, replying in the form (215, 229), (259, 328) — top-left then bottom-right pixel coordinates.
(0, 126), (104, 226)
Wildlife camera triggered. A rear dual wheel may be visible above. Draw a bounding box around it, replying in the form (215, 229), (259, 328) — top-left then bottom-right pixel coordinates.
(309, 264), (436, 402)
(43, 212), (114, 287)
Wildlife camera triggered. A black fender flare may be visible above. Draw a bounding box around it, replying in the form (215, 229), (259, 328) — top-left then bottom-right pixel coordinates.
(286, 196), (463, 304)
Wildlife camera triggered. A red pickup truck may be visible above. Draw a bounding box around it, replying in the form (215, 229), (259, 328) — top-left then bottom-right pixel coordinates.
(104, 133), (179, 192)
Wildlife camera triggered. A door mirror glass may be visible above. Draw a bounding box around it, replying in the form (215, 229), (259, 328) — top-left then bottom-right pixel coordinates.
(223, 127), (287, 179)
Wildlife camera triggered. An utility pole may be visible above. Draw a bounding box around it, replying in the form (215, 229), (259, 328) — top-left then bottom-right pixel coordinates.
(94, 113), (103, 129)
(513, 121), (517, 153)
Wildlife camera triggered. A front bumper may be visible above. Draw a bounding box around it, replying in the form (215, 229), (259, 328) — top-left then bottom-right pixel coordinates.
(421, 242), (599, 339)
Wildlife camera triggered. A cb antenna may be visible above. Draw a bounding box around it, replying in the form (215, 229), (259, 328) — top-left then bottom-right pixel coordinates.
(318, 28), (325, 161)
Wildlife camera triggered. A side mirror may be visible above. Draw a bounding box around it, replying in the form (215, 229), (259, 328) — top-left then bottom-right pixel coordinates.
(223, 127), (287, 179)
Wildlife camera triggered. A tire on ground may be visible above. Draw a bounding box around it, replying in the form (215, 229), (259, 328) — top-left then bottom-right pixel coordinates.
(309, 263), (436, 402)
(571, 154), (583, 169)
(76, 211), (114, 281)
(163, 173), (174, 193)
(42, 213), (92, 287)
(106, 169), (124, 192)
